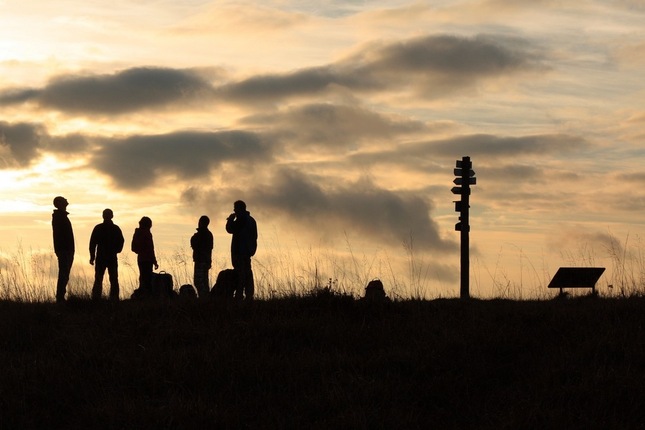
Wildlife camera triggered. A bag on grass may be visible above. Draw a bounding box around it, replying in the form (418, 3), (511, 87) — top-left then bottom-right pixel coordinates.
(364, 279), (386, 300)
(151, 271), (174, 298)
(211, 269), (237, 299)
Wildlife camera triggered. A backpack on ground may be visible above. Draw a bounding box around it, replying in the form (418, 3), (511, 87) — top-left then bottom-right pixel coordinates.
(364, 279), (387, 301)
(151, 271), (174, 298)
(211, 269), (237, 299)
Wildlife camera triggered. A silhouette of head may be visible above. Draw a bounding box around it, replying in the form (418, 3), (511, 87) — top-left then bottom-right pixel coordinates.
(198, 215), (210, 228)
(234, 200), (246, 215)
(139, 216), (152, 229)
(102, 209), (114, 221)
(53, 196), (68, 209)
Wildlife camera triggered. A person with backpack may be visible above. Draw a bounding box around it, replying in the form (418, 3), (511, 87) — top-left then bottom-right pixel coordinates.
(190, 215), (213, 299)
(131, 216), (158, 297)
(89, 208), (125, 301)
(225, 200), (258, 300)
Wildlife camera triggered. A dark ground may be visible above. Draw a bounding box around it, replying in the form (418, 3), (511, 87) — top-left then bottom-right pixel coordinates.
(1, 294), (645, 429)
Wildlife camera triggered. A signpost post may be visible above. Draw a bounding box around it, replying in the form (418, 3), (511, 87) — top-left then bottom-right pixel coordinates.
(452, 156), (476, 299)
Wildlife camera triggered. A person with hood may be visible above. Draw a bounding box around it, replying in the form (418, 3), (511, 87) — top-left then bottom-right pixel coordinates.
(89, 208), (125, 301)
(190, 215), (213, 299)
(225, 200), (258, 300)
(131, 216), (158, 297)
(52, 196), (75, 303)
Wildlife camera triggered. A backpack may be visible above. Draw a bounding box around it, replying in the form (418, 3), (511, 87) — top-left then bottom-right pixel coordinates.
(364, 279), (386, 300)
(211, 269), (237, 299)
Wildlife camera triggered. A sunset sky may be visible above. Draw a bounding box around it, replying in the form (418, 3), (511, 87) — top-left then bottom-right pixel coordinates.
(1, 0), (644, 299)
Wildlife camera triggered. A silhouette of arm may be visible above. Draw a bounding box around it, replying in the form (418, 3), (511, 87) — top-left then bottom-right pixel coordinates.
(116, 226), (125, 254)
(226, 215), (237, 234)
(89, 226), (97, 265)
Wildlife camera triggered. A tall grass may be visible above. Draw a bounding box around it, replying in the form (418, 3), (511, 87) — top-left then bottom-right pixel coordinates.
(3, 231), (645, 302)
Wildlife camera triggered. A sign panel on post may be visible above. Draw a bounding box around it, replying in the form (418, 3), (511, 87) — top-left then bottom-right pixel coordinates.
(453, 177), (477, 185)
(453, 155), (476, 300)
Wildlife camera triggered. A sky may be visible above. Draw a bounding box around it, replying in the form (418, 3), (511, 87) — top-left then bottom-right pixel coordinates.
(1, 0), (644, 299)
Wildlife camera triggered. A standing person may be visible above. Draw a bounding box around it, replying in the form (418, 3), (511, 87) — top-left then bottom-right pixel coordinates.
(225, 200), (257, 300)
(89, 209), (125, 301)
(190, 215), (213, 299)
(52, 196), (75, 303)
(131, 216), (158, 297)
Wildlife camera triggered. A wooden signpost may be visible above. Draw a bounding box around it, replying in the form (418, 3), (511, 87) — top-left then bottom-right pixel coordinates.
(452, 156), (476, 299)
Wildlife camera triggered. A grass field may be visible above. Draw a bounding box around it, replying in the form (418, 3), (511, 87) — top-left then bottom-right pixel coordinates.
(1, 293), (644, 429)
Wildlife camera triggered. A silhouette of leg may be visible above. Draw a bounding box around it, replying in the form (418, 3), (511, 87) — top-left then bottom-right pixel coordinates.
(107, 259), (119, 301)
(92, 261), (106, 300)
(233, 255), (253, 300)
(138, 261), (153, 295)
(56, 251), (74, 302)
(194, 262), (210, 299)
(245, 264), (254, 300)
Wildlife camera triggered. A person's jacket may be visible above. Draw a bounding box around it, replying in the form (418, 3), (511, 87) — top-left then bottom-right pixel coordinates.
(89, 221), (124, 261)
(52, 210), (75, 254)
(226, 211), (257, 258)
(191, 228), (213, 263)
(131, 227), (157, 264)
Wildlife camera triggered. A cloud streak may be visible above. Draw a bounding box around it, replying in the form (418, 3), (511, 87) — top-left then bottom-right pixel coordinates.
(0, 121), (44, 167)
(182, 167), (456, 252)
(92, 130), (271, 189)
(0, 67), (214, 115)
(0, 33), (547, 115)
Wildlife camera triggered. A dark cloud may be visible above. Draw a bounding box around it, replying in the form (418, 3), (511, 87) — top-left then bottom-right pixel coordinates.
(247, 168), (457, 252)
(221, 34), (545, 103)
(481, 164), (546, 183)
(0, 121), (44, 167)
(346, 133), (587, 172)
(45, 133), (90, 154)
(366, 34), (540, 76)
(243, 103), (428, 150)
(614, 171), (645, 183)
(0, 34), (545, 115)
(404, 133), (588, 159)
(0, 67), (214, 115)
(430, 133), (588, 157)
(91, 130), (271, 189)
(0, 88), (40, 104)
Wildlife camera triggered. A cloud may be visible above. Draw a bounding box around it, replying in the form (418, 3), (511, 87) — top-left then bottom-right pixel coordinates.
(248, 168), (457, 252)
(91, 130), (271, 190)
(0, 67), (214, 115)
(482, 164), (547, 183)
(546, 227), (624, 257)
(243, 102), (430, 151)
(181, 168), (456, 252)
(0, 121), (45, 167)
(346, 133), (589, 173)
(427, 133), (588, 158)
(45, 133), (91, 154)
(171, 2), (308, 34)
(0, 34), (546, 115)
(219, 33), (547, 103)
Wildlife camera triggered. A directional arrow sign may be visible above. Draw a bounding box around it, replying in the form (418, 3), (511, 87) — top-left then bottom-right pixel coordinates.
(454, 168), (475, 177)
(454, 177), (477, 185)
(451, 187), (471, 195)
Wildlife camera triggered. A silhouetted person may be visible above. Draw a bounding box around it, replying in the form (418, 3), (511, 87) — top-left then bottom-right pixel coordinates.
(191, 215), (213, 299)
(131, 216), (158, 297)
(52, 196), (75, 303)
(89, 209), (124, 301)
(226, 200), (257, 300)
